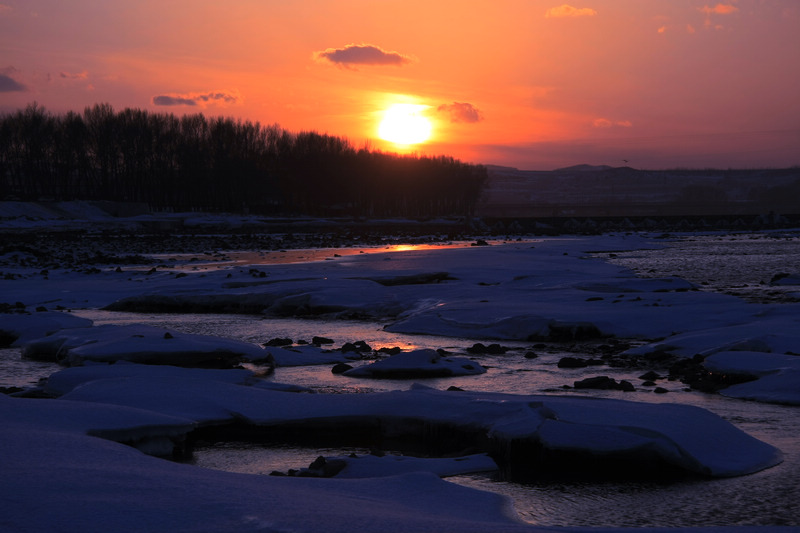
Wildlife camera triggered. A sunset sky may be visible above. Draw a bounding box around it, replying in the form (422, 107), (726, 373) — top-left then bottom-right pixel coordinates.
(1, 1), (798, 170)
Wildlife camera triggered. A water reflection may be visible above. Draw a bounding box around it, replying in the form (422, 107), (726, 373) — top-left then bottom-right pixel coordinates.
(148, 239), (531, 271)
(0, 348), (60, 388)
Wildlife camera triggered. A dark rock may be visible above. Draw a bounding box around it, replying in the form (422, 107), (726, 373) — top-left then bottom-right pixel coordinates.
(379, 346), (402, 355)
(466, 343), (487, 354)
(163, 332), (174, 339)
(269, 470), (287, 476)
(486, 343), (509, 354)
(770, 272), (791, 284)
(466, 342), (509, 354)
(545, 322), (604, 341)
(644, 349), (677, 363)
(558, 357), (589, 368)
(557, 357), (605, 369)
(471, 239), (490, 246)
(671, 362), (720, 390)
(574, 376), (618, 389)
(654, 387), (669, 394)
(35, 306), (47, 312)
(321, 459), (347, 477)
(666, 356), (752, 393)
(359, 272), (455, 286)
(312, 336), (334, 345)
(639, 371), (661, 381)
(574, 376), (634, 391)
(688, 378), (724, 393)
(331, 363), (353, 374)
(447, 386), (464, 391)
(355, 340), (372, 351)
(264, 337), (293, 347)
(308, 456), (326, 470)
(341, 340), (372, 353)
(340, 342), (358, 353)
(642, 380), (657, 387)
(524, 351), (538, 359)
(0, 332), (19, 348)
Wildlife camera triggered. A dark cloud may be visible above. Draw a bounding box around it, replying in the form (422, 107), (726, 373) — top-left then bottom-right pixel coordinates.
(153, 95), (197, 106)
(59, 70), (88, 80)
(194, 92), (239, 104)
(0, 66), (26, 92)
(315, 44), (412, 68)
(152, 91), (240, 106)
(0, 74), (25, 92)
(437, 102), (483, 123)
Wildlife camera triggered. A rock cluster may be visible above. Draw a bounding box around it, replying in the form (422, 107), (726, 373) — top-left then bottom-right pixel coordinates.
(270, 455), (348, 478)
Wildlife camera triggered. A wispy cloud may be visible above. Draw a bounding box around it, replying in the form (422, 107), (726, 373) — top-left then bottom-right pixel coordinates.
(699, 3), (738, 29)
(437, 102), (483, 123)
(59, 70), (88, 80)
(152, 91), (240, 107)
(593, 118), (632, 128)
(699, 4), (739, 15)
(0, 66), (26, 92)
(314, 44), (412, 68)
(545, 5), (598, 18)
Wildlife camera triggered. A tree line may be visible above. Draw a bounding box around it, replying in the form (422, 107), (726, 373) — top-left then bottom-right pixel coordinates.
(0, 103), (487, 217)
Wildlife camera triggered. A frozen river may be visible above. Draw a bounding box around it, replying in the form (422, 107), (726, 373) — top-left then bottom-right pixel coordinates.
(2, 230), (799, 528)
(51, 308), (795, 529)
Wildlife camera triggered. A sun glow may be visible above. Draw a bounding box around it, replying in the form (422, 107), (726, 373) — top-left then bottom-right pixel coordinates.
(378, 104), (432, 145)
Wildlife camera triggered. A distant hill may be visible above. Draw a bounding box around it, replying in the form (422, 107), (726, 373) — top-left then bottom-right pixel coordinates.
(478, 165), (800, 218)
(554, 164), (615, 172)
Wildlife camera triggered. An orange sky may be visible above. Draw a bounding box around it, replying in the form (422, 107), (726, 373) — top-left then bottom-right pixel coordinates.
(1, 0), (799, 169)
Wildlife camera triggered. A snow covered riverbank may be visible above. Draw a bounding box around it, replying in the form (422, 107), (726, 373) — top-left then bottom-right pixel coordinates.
(2, 230), (800, 531)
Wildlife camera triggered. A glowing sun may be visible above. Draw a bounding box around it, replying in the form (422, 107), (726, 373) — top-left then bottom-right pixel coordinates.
(378, 104), (432, 145)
